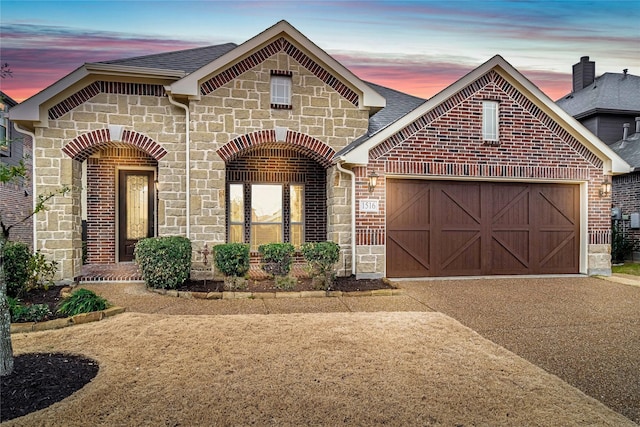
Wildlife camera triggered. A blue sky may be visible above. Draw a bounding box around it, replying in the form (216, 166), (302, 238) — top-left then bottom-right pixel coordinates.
(1, 0), (638, 102)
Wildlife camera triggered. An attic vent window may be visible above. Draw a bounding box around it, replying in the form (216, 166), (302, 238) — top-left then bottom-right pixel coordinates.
(482, 100), (499, 145)
(270, 70), (293, 109)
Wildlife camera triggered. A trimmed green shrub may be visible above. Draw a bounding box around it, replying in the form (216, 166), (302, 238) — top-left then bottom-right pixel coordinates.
(301, 241), (340, 290)
(2, 243), (57, 297)
(57, 288), (109, 316)
(258, 242), (295, 277)
(612, 222), (639, 264)
(3, 241), (31, 297)
(213, 243), (250, 278)
(135, 236), (192, 289)
(8, 296), (52, 323)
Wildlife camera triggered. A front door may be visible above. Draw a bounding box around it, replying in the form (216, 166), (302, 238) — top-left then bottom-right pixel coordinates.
(118, 170), (154, 262)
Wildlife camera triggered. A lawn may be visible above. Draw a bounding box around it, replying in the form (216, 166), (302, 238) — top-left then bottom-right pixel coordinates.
(612, 262), (640, 276)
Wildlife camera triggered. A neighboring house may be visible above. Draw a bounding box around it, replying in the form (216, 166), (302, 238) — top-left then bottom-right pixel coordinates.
(556, 56), (640, 145)
(9, 21), (630, 281)
(0, 90), (33, 247)
(609, 118), (640, 259)
(557, 57), (640, 260)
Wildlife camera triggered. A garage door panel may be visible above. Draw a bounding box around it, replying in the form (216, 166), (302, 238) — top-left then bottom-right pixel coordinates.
(491, 232), (530, 273)
(439, 232), (482, 274)
(439, 185), (481, 225)
(387, 180), (579, 277)
(387, 230), (430, 277)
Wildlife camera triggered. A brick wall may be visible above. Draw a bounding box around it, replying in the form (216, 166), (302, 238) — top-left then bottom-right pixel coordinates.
(354, 70), (610, 276)
(86, 146), (156, 263)
(0, 133), (32, 247)
(613, 172), (640, 257)
(226, 144), (326, 244)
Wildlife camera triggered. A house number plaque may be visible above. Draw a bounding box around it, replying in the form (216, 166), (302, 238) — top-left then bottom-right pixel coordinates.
(359, 199), (379, 213)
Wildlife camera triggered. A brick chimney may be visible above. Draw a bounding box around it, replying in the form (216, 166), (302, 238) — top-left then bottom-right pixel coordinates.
(572, 56), (595, 92)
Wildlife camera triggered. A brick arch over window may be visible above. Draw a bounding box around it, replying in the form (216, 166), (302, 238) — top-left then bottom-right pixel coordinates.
(62, 129), (167, 161)
(217, 130), (336, 168)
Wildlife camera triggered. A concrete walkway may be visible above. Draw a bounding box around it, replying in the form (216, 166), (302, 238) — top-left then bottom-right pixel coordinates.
(82, 274), (640, 424)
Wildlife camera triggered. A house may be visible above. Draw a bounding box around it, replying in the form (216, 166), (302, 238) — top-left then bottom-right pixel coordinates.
(9, 20), (630, 282)
(557, 58), (640, 261)
(556, 56), (640, 145)
(0, 90), (33, 247)
(609, 118), (640, 259)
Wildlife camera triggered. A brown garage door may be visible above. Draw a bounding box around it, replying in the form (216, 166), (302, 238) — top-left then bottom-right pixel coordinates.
(387, 180), (579, 277)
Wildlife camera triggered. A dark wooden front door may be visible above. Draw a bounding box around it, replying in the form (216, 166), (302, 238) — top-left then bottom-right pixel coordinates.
(387, 180), (579, 277)
(118, 170), (154, 262)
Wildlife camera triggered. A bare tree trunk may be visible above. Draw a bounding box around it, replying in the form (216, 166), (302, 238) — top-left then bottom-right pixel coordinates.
(0, 238), (14, 376)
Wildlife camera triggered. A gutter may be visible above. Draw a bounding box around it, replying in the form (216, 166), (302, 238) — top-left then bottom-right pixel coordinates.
(165, 92), (191, 239)
(336, 159), (356, 276)
(13, 123), (37, 252)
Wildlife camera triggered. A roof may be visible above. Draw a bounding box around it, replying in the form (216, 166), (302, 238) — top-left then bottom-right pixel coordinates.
(337, 83), (426, 157)
(100, 43), (238, 74)
(338, 55), (631, 175)
(610, 132), (640, 172)
(556, 72), (640, 119)
(0, 90), (18, 108)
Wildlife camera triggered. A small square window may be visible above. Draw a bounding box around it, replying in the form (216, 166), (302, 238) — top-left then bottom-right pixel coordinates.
(482, 101), (499, 142)
(270, 75), (292, 108)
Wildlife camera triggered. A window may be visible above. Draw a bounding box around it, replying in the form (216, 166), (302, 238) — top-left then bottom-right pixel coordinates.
(251, 184), (283, 250)
(270, 71), (292, 108)
(228, 183), (304, 251)
(229, 184), (244, 243)
(482, 101), (499, 142)
(0, 109), (8, 157)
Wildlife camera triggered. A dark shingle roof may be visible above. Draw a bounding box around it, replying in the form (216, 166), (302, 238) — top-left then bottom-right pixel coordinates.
(556, 72), (640, 118)
(336, 82), (426, 157)
(100, 43), (238, 73)
(610, 132), (640, 172)
(97, 43), (427, 159)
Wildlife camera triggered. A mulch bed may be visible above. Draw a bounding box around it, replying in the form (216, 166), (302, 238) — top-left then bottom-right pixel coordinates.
(176, 275), (394, 293)
(11, 286), (68, 321)
(1, 353), (99, 422)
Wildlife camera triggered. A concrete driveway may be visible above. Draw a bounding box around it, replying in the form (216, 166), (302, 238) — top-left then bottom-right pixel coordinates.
(399, 276), (640, 424)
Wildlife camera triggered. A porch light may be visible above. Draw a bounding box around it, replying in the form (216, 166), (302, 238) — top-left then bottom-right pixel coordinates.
(367, 170), (379, 193)
(599, 178), (612, 198)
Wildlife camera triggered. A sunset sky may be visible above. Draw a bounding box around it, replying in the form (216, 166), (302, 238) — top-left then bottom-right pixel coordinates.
(1, 0), (638, 103)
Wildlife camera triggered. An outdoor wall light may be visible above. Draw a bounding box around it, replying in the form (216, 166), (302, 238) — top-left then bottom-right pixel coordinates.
(367, 170), (379, 193)
(599, 178), (612, 198)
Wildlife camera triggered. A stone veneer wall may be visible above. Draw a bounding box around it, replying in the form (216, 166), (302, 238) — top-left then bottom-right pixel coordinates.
(354, 71), (612, 277)
(35, 48), (369, 280)
(326, 166), (352, 277)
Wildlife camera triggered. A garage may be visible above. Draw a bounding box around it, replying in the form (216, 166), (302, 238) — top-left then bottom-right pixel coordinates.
(386, 179), (580, 277)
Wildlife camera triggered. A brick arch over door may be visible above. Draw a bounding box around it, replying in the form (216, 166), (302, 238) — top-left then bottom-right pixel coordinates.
(217, 130), (336, 168)
(62, 129), (167, 162)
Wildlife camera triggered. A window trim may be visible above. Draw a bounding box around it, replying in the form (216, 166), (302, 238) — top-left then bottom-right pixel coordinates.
(482, 100), (499, 144)
(270, 70), (293, 109)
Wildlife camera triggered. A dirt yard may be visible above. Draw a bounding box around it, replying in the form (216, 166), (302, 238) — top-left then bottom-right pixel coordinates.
(7, 311), (633, 426)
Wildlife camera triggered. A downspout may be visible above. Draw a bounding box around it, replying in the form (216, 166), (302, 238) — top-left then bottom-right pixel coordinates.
(336, 160), (356, 276)
(13, 124), (37, 252)
(166, 93), (191, 238)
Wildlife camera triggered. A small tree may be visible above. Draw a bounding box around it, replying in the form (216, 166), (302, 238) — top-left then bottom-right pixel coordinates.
(301, 241), (340, 291)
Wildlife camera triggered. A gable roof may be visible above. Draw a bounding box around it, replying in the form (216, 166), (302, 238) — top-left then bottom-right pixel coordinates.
(100, 43), (238, 73)
(10, 20), (385, 127)
(167, 20), (386, 110)
(556, 72), (640, 119)
(338, 55), (631, 175)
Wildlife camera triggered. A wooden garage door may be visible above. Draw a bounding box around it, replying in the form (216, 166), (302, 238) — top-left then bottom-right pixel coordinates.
(387, 180), (579, 277)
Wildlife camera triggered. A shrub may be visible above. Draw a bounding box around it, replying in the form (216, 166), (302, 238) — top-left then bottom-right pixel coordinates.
(301, 241), (340, 290)
(57, 288), (109, 316)
(3, 241), (31, 297)
(8, 296), (52, 323)
(612, 222), (639, 264)
(2, 243), (57, 297)
(274, 275), (297, 291)
(135, 236), (192, 289)
(213, 243), (250, 278)
(258, 242), (295, 277)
